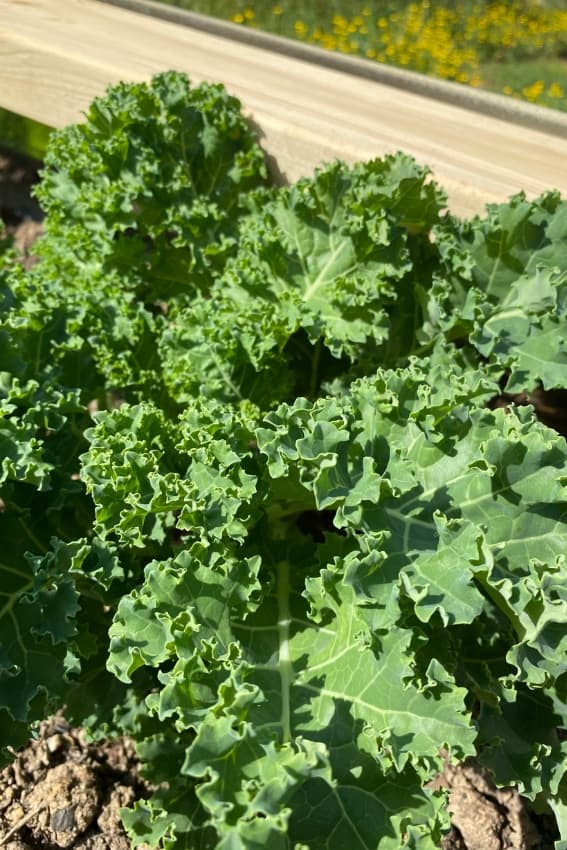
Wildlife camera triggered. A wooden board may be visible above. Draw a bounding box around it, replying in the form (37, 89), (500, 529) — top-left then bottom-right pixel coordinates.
(1, 0), (567, 217)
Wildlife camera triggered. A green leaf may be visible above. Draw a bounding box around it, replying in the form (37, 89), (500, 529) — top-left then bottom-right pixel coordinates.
(81, 402), (257, 549)
(0, 378), (84, 489)
(108, 543), (454, 848)
(159, 154), (445, 407)
(469, 267), (567, 392)
(0, 544), (80, 726)
(424, 193), (567, 392)
(477, 686), (567, 800)
(437, 191), (567, 301)
(36, 71), (267, 301)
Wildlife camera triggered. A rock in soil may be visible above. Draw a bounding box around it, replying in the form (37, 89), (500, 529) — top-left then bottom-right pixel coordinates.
(0, 716), (152, 850)
(437, 759), (558, 850)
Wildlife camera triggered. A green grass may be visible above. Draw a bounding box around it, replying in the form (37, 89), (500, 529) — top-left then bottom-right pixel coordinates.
(160, 0), (401, 22)
(159, 0), (567, 109)
(479, 57), (567, 110)
(0, 109), (52, 160)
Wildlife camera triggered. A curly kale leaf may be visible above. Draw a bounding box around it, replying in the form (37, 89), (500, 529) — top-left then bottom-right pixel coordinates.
(81, 359), (567, 848)
(425, 192), (567, 393)
(0, 539), (80, 763)
(438, 191), (567, 300)
(35, 71), (267, 302)
(160, 154), (446, 407)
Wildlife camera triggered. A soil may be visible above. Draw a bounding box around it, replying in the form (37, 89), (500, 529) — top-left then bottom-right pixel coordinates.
(436, 760), (558, 850)
(0, 715), (152, 850)
(0, 146), (562, 850)
(0, 719), (558, 850)
(0, 146), (43, 267)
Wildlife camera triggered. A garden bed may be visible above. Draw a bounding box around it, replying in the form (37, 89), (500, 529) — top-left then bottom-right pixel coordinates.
(0, 142), (563, 850)
(0, 714), (559, 850)
(1, 71), (566, 850)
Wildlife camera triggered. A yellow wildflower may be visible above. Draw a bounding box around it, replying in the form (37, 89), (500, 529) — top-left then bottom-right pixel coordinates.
(522, 80), (545, 101)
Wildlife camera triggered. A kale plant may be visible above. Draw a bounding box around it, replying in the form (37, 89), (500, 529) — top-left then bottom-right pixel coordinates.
(1, 71), (566, 849)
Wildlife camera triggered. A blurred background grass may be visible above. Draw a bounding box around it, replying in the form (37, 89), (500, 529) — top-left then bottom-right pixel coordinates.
(1, 0), (566, 159)
(0, 113), (52, 160)
(162, 0), (567, 109)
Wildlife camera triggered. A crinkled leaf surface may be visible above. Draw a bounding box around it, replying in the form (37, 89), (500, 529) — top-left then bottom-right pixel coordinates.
(35, 71), (267, 300)
(436, 191), (567, 300)
(468, 266), (567, 391)
(96, 361), (567, 847)
(159, 155), (446, 406)
(3, 69), (567, 849)
(477, 686), (567, 799)
(424, 193), (567, 392)
(0, 541), (80, 760)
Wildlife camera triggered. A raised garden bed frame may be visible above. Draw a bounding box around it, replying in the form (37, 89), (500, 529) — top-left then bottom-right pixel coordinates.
(1, 0), (567, 217)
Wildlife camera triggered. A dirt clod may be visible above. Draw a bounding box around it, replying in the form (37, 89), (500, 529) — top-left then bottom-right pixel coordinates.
(438, 760), (554, 850)
(25, 763), (100, 847)
(0, 716), (152, 850)
(3, 841), (34, 850)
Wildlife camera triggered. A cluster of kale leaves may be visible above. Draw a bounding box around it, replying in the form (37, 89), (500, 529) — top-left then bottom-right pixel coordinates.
(1, 72), (566, 849)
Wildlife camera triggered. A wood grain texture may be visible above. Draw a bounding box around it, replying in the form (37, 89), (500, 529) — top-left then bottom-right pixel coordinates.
(1, 0), (566, 217)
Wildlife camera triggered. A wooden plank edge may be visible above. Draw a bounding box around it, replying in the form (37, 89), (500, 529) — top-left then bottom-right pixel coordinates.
(0, 36), (497, 218)
(100, 0), (567, 140)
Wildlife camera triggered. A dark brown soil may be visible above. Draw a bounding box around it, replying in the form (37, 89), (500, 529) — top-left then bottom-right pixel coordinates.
(490, 384), (567, 439)
(0, 715), (151, 850)
(0, 145), (43, 266)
